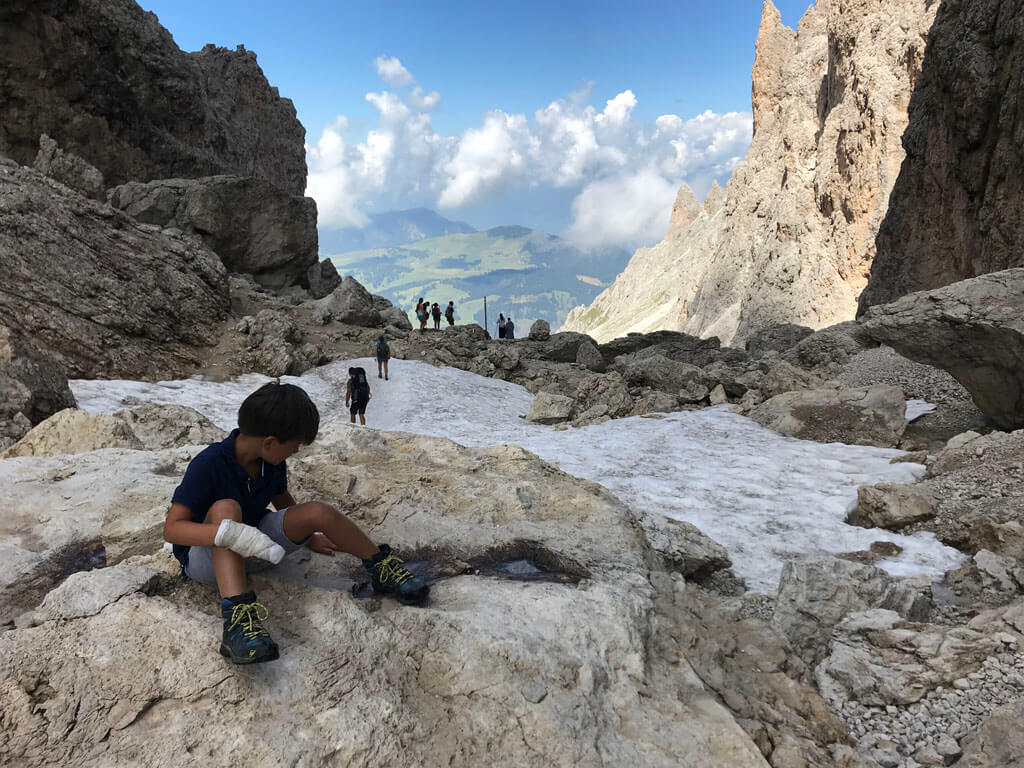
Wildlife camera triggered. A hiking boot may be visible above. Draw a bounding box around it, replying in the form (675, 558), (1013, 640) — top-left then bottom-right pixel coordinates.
(219, 592), (279, 663)
(363, 545), (429, 605)
(378, 373), (383, 378)
(385, 375), (389, 381)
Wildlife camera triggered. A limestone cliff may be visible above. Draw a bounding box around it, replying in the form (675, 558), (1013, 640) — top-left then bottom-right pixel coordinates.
(0, 0), (307, 195)
(563, 0), (937, 345)
(859, 0), (1024, 311)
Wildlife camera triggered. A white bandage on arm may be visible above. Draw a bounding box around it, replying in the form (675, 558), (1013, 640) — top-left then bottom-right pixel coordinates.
(214, 519), (285, 564)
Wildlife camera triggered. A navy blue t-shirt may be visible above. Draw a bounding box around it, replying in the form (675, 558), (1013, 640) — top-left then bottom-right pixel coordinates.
(170, 429), (288, 567)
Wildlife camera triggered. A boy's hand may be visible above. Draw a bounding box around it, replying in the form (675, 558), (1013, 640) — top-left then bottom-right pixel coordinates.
(214, 520), (285, 563)
(306, 532), (338, 556)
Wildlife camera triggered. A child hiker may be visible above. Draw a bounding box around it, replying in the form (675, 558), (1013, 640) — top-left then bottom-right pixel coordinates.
(163, 381), (428, 664)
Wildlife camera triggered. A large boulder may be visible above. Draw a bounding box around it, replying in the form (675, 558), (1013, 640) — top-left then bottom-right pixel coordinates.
(573, 372), (633, 425)
(108, 176), (319, 291)
(623, 355), (707, 396)
(526, 391), (575, 425)
(32, 134), (104, 201)
(745, 323), (814, 358)
(0, 1), (307, 194)
(0, 163), (230, 380)
(114, 403), (226, 451)
(1, 409), (143, 458)
(747, 385), (908, 447)
(233, 309), (323, 377)
(772, 557), (930, 665)
(854, 483), (935, 530)
(314, 277), (382, 327)
(860, 268), (1024, 430)
(528, 319), (551, 341)
(0, 422), (772, 768)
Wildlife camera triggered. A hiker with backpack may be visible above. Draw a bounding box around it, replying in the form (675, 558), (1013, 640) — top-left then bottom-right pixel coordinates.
(346, 367), (371, 425)
(444, 301), (455, 327)
(497, 313), (506, 339)
(375, 336), (390, 380)
(505, 316), (515, 339)
(431, 302), (442, 329)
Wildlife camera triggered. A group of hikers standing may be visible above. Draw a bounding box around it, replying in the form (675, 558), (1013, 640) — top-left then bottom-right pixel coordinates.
(415, 298), (455, 331)
(497, 313), (515, 339)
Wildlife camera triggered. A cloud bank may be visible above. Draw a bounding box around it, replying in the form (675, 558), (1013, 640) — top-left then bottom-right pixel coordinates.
(307, 56), (751, 249)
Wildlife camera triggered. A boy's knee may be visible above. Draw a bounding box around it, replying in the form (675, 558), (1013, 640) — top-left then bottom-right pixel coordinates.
(205, 499), (242, 524)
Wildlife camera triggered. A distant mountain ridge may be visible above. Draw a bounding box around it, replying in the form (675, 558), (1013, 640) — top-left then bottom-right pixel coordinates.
(324, 225), (629, 333)
(318, 208), (476, 254)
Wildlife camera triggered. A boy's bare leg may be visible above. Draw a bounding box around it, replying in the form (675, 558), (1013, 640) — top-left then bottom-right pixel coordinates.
(359, 413), (366, 425)
(205, 499), (247, 598)
(283, 501), (378, 560)
(350, 412), (356, 423)
(383, 360), (389, 377)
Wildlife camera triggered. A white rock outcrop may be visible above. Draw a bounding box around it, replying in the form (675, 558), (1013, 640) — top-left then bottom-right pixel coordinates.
(563, 0), (938, 345)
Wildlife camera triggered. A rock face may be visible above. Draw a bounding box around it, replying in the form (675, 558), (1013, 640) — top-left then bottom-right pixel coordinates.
(563, 0), (938, 345)
(859, 0), (1024, 311)
(773, 557), (930, 666)
(0, 413), (777, 768)
(861, 269), (1024, 430)
(0, 162), (230, 381)
(2, 409), (143, 458)
(108, 176), (323, 292)
(0, 0), (307, 194)
(32, 134), (104, 200)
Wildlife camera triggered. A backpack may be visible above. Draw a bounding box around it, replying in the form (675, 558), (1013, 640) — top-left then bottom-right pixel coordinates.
(352, 367), (370, 400)
(376, 341), (390, 359)
(445, 305), (454, 320)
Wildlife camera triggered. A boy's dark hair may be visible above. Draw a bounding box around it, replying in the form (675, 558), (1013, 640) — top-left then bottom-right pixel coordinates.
(238, 382), (319, 443)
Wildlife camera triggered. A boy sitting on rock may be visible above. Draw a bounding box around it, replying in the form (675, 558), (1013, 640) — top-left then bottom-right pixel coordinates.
(163, 381), (428, 664)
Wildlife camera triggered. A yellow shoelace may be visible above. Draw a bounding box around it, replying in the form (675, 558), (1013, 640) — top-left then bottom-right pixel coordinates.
(228, 601), (271, 639)
(376, 554), (412, 585)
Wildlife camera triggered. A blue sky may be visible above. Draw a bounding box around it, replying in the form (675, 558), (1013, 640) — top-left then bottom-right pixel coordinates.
(140, 0), (814, 246)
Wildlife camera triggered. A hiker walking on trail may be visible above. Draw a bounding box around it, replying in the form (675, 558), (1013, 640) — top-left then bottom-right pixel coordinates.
(444, 301), (455, 327)
(375, 336), (390, 380)
(505, 316), (515, 339)
(431, 302), (442, 329)
(497, 313), (506, 339)
(346, 366), (371, 425)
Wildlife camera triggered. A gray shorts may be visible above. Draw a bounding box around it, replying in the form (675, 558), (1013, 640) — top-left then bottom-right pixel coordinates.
(184, 507), (306, 586)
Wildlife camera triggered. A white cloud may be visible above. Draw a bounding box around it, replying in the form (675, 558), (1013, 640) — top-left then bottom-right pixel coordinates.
(306, 59), (753, 249)
(567, 169), (679, 250)
(438, 112), (532, 208)
(373, 56), (413, 87)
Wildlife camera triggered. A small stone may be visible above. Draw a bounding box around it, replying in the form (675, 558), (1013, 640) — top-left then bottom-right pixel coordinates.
(934, 734), (961, 758)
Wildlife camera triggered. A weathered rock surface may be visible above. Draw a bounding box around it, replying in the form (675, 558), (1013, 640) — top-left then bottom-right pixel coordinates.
(114, 403), (226, 452)
(0, 413), (781, 768)
(886, 428), (1024, 557)
(0, 0), (307, 194)
(748, 385), (908, 447)
(860, 268), (1024, 430)
(859, 0), (1024, 311)
(2, 409), (143, 458)
(772, 557), (930, 666)
(32, 134), (104, 200)
(314, 277), (384, 328)
(0, 163), (230, 381)
(528, 319), (551, 341)
(817, 609), (999, 709)
(233, 309), (324, 377)
(957, 698), (1024, 767)
(855, 483), (935, 531)
(564, 0), (938, 345)
(526, 391), (575, 425)
(0, 326), (76, 437)
(108, 176), (323, 292)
